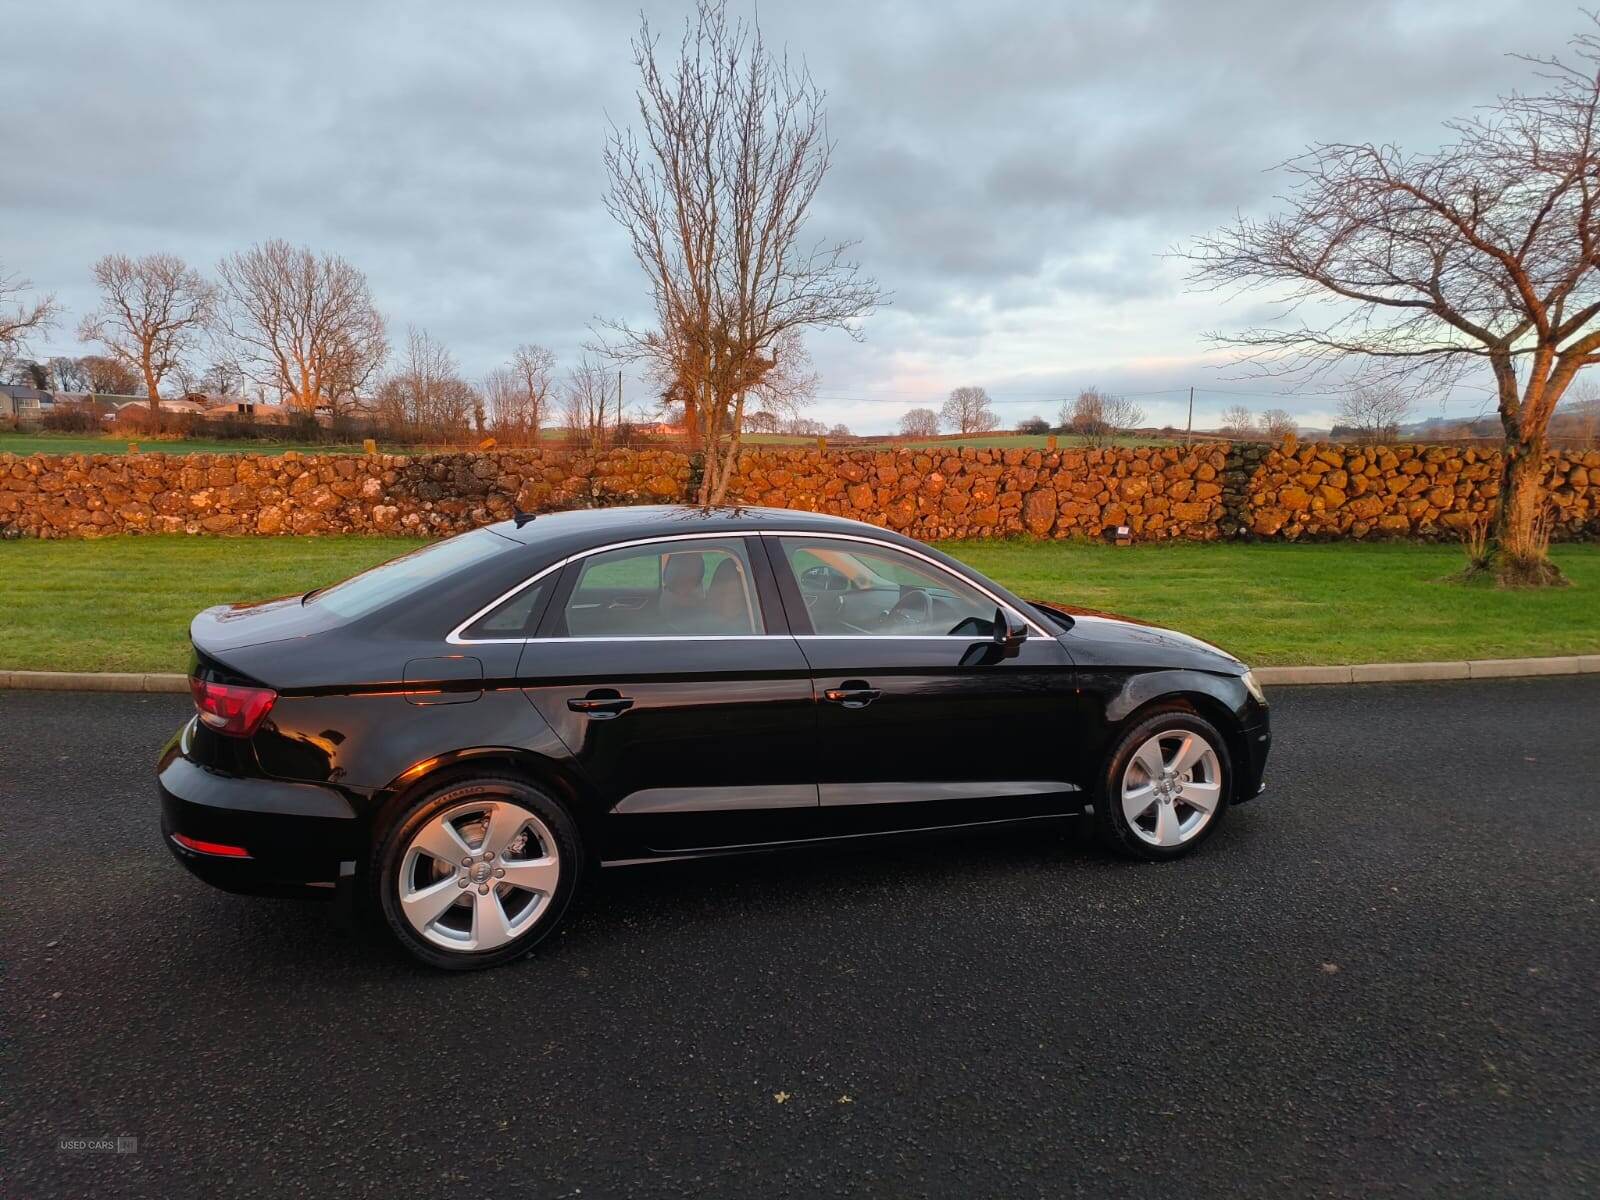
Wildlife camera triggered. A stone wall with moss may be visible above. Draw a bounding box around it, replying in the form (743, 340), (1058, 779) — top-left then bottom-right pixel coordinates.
(2, 438), (1596, 542)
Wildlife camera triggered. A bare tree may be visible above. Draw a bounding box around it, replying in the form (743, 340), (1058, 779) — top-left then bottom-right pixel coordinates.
(941, 386), (999, 435)
(562, 357), (619, 449)
(1258, 409), (1298, 440)
(1218, 404), (1258, 439)
(898, 407), (940, 437)
(1103, 392), (1146, 434)
(484, 344), (557, 443)
(602, 0), (881, 503)
(374, 328), (474, 441)
(5, 360), (49, 388)
(1336, 383), (1412, 443)
(0, 265), (59, 377)
(78, 254), (212, 431)
(48, 356), (91, 393)
(1063, 388), (1115, 446)
(79, 354), (142, 396)
(1188, 19), (1600, 584)
(214, 241), (386, 418)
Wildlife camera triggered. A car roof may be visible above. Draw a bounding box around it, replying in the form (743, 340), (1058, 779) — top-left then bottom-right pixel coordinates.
(487, 505), (917, 556)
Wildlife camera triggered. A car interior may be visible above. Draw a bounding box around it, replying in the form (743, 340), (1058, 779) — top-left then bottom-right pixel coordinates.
(782, 540), (1000, 637)
(563, 542), (761, 636)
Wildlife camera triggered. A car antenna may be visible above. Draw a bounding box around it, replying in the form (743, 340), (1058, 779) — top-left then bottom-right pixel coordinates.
(513, 511), (537, 528)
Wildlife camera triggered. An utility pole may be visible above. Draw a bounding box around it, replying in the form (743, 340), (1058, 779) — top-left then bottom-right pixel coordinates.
(617, 370), (624, 441)
(1185, 386), (1194, 445)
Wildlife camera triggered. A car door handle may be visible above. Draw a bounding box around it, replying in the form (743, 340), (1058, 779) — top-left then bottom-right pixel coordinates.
(568, 693), (634, 718)
(824, 684), (882, 709)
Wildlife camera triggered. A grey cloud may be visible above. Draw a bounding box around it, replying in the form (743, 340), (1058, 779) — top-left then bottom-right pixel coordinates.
(1, 0), (1584, 430)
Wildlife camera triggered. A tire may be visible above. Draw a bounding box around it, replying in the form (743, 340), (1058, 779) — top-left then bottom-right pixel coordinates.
(1093, 707), (1232, 861)
(373, 775), (583, 971)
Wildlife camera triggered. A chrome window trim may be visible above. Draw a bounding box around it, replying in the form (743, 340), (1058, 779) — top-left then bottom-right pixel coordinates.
(446, 526), (1048, 645)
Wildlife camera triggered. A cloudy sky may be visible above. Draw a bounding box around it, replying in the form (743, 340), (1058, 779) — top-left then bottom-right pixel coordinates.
(2, 0), (1585, 432)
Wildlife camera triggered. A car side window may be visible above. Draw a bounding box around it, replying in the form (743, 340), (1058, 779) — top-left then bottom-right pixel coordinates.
(560, 539), (763, 637)
(777, 537), (1003, 637)
(459, 579), (550, 640)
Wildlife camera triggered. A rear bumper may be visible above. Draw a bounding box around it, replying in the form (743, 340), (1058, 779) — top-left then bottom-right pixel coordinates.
(157, 728), (364, 899)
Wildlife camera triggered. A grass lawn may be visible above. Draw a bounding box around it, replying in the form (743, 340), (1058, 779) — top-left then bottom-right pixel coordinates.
(0, 535), (1595, 674)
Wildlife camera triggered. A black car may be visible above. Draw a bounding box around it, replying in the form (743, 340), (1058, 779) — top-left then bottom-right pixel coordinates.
(160, 505), (1270, 969)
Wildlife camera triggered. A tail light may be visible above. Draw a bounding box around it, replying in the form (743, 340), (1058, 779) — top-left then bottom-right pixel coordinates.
(190, 677), (277, 737)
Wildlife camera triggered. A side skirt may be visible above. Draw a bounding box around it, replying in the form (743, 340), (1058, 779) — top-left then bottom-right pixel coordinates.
(599, 810), (1083, 868)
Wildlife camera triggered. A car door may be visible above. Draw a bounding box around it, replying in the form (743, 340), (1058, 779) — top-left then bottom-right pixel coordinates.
(764, 533), (1079, 838)
(516, 534), (820, 854)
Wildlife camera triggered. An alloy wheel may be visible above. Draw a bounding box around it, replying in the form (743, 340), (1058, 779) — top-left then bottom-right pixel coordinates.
(397, 800), (562, 952)
(1120, 729), (1223, 848)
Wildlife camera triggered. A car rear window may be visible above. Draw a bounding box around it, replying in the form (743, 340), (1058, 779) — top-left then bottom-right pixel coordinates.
(309, 528), (511, 621)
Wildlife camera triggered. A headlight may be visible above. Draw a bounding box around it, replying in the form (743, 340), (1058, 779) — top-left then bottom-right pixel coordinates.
(1240, 669), (1266, 704)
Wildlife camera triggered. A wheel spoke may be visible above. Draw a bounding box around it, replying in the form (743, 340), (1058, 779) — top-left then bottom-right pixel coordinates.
(479, 803), (527, 857)
(401, 876), (464, 928)
(1132, 738), (1166, 781)
(1179, 780), (1221, 814)
(1122, 783), (1156, 824)
(410, 817), (472, 865)
(1153, 799), (1183, 847)
(471, 888), (518, 951)
(497, 855), (560, 896)
(1171, 734), (1206, 775)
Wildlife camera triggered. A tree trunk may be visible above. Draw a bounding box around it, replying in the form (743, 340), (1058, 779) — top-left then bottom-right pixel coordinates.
(144, 364), (161, 434)
(1486, 434), (1564, 586)
(707, 390), (748, 506)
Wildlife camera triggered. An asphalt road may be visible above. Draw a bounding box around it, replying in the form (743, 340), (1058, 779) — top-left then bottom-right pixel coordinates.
(3, 679), (1597, 1199)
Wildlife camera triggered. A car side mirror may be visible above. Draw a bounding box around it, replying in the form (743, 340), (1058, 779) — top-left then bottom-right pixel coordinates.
(993, 608), (1027, 659)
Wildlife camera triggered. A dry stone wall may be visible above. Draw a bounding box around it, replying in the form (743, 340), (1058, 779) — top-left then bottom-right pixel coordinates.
(720, 443), (1233, 540)
(1239, 439), (1600, 541)
(2, 439), (1597, 542)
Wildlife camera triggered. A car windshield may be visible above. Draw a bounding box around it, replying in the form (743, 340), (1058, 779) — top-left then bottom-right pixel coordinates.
(308, 528), (510, 620)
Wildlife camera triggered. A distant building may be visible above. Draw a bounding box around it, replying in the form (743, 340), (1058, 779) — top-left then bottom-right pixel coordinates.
(1, 383), (57, 421)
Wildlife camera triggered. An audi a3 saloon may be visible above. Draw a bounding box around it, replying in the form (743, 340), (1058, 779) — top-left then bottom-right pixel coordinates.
(160, 505), (1271, 969)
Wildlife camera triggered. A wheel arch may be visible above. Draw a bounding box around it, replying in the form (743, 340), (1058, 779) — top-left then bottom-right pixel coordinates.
(371, 747), (604, 854)
(1104, 670), (1252, 803)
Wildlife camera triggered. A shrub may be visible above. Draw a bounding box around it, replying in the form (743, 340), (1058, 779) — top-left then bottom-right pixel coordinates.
(40, 406), (103, 433)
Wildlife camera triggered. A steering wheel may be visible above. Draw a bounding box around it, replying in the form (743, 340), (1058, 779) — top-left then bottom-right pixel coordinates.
(885, 586), (932, 629)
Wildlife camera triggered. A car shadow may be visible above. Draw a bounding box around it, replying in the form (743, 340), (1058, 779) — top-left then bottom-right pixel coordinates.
(171, 808), (1265, 980)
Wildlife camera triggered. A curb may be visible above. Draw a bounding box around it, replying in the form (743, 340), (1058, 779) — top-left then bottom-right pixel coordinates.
(1253, 655), (1600, 686)
(0, 670), (191, 694)
(2, 655), (1598, 693)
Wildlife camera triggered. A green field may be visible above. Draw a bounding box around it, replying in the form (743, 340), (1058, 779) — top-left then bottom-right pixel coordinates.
(852, 433), (1173, 451)
(0, 535), (1594, 674)
(0, 431), (385, 457)
(1, 429), (1178, 458)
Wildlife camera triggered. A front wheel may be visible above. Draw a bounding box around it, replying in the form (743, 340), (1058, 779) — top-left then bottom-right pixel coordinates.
(374, 776), (582, 970)
(1094, 708), (1231, 860)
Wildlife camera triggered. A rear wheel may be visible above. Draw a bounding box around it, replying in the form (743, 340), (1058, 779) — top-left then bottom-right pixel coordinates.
(1094, 708), (1231, 860)
(375, 775), (582, 970)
